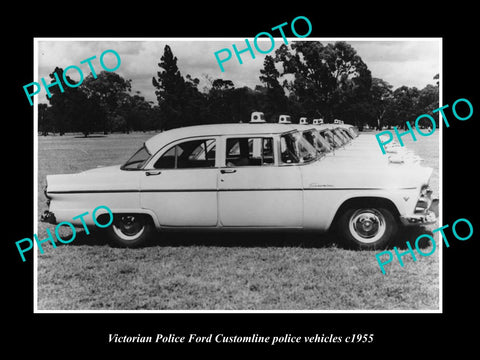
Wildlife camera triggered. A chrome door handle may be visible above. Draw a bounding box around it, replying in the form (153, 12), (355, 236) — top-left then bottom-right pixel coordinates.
(145, 170), (162, 176)
(220, 169), (237, 174)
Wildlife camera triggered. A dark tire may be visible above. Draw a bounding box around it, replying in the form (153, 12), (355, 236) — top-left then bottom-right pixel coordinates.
(337, 207), (397, 250)
(106, 214), (154, 248)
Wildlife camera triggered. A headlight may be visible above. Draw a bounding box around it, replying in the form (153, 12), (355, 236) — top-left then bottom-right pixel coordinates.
(415, 185), (433, 213)
(420, 184), (433, 197)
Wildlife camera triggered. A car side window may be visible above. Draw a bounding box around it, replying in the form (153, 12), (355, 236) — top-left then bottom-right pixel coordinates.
(225, 137), (274, 167)
(280, 135), (300, 163)
(154, 139), (216, 169)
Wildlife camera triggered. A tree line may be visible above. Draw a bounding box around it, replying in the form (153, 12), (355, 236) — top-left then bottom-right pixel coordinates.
(38, 41), (439, 136)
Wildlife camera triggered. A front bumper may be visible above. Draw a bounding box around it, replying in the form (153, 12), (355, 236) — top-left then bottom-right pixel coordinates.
(400, 199), (439, 225)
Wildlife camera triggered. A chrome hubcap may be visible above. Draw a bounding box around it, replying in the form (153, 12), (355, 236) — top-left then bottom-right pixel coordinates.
(113, 215), (145, 240)
(349, 209), (386, 243)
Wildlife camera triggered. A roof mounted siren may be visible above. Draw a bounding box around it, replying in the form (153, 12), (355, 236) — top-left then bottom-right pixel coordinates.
(250, 111), (266, 123)
(278, 115), (292, 124)
(299, 117), (309, 125)
(312, 118), (324, 125)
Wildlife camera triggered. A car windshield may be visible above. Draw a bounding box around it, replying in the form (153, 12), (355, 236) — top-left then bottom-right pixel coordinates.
(343, 128), (356, 139)
(302, 129), (331, 154)
(121, 144), (151, 170)
(280, 132), (319, 164)
(340, 128), (354, 141)
(338, 128), (351, 140)
(333, 128), (349, 144)
(321, 129), (343, 148)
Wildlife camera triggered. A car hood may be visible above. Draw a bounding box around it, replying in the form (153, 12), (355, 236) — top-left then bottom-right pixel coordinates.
(324, 144), (423, 164)
(306, 155), (433, 189)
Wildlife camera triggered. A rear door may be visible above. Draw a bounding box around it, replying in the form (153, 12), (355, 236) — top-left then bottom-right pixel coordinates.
(140, 137), (219, 227)
(217, 135), (303, 228)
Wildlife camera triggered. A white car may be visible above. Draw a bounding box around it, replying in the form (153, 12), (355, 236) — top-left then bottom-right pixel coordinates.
(42, 119), (437, 249)
(287, 119), (420, 166)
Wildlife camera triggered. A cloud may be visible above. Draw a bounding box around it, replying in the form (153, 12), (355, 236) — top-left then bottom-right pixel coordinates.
(350, 40), (440, 88)
(36, 38), (440, 104)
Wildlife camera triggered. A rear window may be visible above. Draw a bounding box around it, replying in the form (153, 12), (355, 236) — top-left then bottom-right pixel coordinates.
(225, 137), (274, 167)
(154, 139), (216, 169)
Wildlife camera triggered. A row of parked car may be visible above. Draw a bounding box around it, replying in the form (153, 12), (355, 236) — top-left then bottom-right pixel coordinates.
(42, 112), (438, 249)
(253, 112), (421, 166)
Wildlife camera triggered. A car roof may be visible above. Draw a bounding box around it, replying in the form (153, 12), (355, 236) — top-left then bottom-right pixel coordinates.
(145, 123), (297, 153)
(287, 125), (325, 135)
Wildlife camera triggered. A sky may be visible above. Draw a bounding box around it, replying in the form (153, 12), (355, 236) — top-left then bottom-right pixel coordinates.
(36, 38), (441, 105)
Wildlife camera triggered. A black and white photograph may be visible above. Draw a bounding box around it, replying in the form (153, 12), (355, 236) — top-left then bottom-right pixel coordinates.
(33, 38), (441, 311)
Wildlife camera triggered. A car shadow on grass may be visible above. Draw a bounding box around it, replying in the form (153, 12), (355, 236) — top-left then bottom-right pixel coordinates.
(62, 228), (338, 249)
(149, 230), (339, 249)
(73, 135), (107, 138)
(387, 225), (435, 250)
(62, 224), (435, 251)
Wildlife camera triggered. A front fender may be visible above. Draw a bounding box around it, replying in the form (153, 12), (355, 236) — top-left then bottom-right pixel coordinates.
(303, 188), (414, 230)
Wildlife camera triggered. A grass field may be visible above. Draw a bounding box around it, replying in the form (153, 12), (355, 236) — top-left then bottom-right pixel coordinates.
(36, 130), (440, 311)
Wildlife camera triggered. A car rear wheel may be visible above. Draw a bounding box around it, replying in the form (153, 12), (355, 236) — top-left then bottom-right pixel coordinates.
(337, 207), (397, 250)
(107, 214), (154, 248)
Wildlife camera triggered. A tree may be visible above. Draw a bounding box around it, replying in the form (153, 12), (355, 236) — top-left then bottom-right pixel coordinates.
(370, 78), (394, 129)
(321, 42), (372, 126)
(389, 86), (420, 128)
(38, 103), (53, 135)
(121, 93), (159, 132)
(183, 74), (208, 126)
(44, 67), (77, 135)
(273, 41), (372, 123)
(229, 86), (262, 123)
(152, 45), (207, 129)
(417, 74), (440, 125)
(205, 79), (234, 123)
(259, 55), (288, 121)
(82, 71), (132, 135)
(43, 67), (134, 137)
(73, 91), (104, 137)
(274, 42), (330, 118)
(152, 45), (187, 129)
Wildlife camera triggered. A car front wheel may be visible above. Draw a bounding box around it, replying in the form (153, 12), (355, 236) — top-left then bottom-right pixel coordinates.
(337, 207), (397, 250)
(107, 214), (154, 248)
